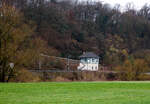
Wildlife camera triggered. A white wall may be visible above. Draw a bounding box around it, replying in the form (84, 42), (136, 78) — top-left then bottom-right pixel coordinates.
(78, 58), (99, 71)
(78, 63), (99, 71)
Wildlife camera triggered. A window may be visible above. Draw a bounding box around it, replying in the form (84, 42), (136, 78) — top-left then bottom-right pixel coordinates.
(92, 58), (95, 62)
(81, 58), (87, 63)
(95, 66), (97, 70)
(96, 59), (99, 64)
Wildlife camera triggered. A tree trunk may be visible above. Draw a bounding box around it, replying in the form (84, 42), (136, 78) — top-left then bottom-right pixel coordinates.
(1, 61), (6, 82)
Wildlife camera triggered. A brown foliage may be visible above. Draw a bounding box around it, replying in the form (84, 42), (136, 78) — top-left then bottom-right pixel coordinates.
(10, 69), (41, 82)
(0, 4), (33, 82)
(52, 76), (71, 82)
(115, 58), (149, 80)
(38, 71), (116, 82)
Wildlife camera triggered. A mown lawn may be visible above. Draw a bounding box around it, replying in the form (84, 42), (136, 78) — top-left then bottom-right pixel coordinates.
(0, 82), (150, 104)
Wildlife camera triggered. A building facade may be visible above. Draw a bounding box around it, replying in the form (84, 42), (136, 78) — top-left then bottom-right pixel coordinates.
(77, 52), (99, 71)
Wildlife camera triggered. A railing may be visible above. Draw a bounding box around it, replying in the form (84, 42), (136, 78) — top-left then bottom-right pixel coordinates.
(29, 69), (117, 73)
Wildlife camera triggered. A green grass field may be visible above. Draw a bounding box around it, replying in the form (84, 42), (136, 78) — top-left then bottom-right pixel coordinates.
(0, 82), (150, 104)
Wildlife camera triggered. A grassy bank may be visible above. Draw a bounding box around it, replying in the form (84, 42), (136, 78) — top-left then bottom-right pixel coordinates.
(0, 82), (150, 104)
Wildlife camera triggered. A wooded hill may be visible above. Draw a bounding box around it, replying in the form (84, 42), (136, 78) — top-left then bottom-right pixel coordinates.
(1, 0), (150, 81)
(17, 0), (150, 64)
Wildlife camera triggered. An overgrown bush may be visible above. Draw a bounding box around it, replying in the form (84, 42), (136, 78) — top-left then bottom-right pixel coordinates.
(115, 58), (149, 80)
(10, 69), (41, 82)
(52, 76), (71, 82)
(38, 71), (116, 82)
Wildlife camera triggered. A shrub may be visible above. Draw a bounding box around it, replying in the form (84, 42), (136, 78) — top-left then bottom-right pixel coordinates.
(52, 76), (70, 82)
(115, 59), (149, 81)
(10, 69), (41, 82)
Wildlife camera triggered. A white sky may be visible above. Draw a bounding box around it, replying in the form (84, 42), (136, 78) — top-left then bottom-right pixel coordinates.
(80, 0), (150, 11)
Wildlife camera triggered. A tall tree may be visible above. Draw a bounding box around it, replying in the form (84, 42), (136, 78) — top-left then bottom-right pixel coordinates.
(0, 3), (33, 82)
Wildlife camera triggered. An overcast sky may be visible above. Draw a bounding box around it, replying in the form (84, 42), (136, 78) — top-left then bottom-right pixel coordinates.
(80, 0), (150, 11)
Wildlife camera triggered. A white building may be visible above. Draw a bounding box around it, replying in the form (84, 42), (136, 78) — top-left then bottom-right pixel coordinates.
(77, 52), (99, 71)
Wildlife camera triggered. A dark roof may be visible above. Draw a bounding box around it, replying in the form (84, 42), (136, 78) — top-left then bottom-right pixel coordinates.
(79, 52), (99, 58)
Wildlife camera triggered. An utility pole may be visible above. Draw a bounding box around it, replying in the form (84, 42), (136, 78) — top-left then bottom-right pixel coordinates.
(39, 60), (41, 70)
(39, 54), (42, 70)
(67, 55), (70, 70)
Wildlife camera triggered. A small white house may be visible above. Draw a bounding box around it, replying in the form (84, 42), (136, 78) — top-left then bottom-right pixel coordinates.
(77, 52), (99, 71)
